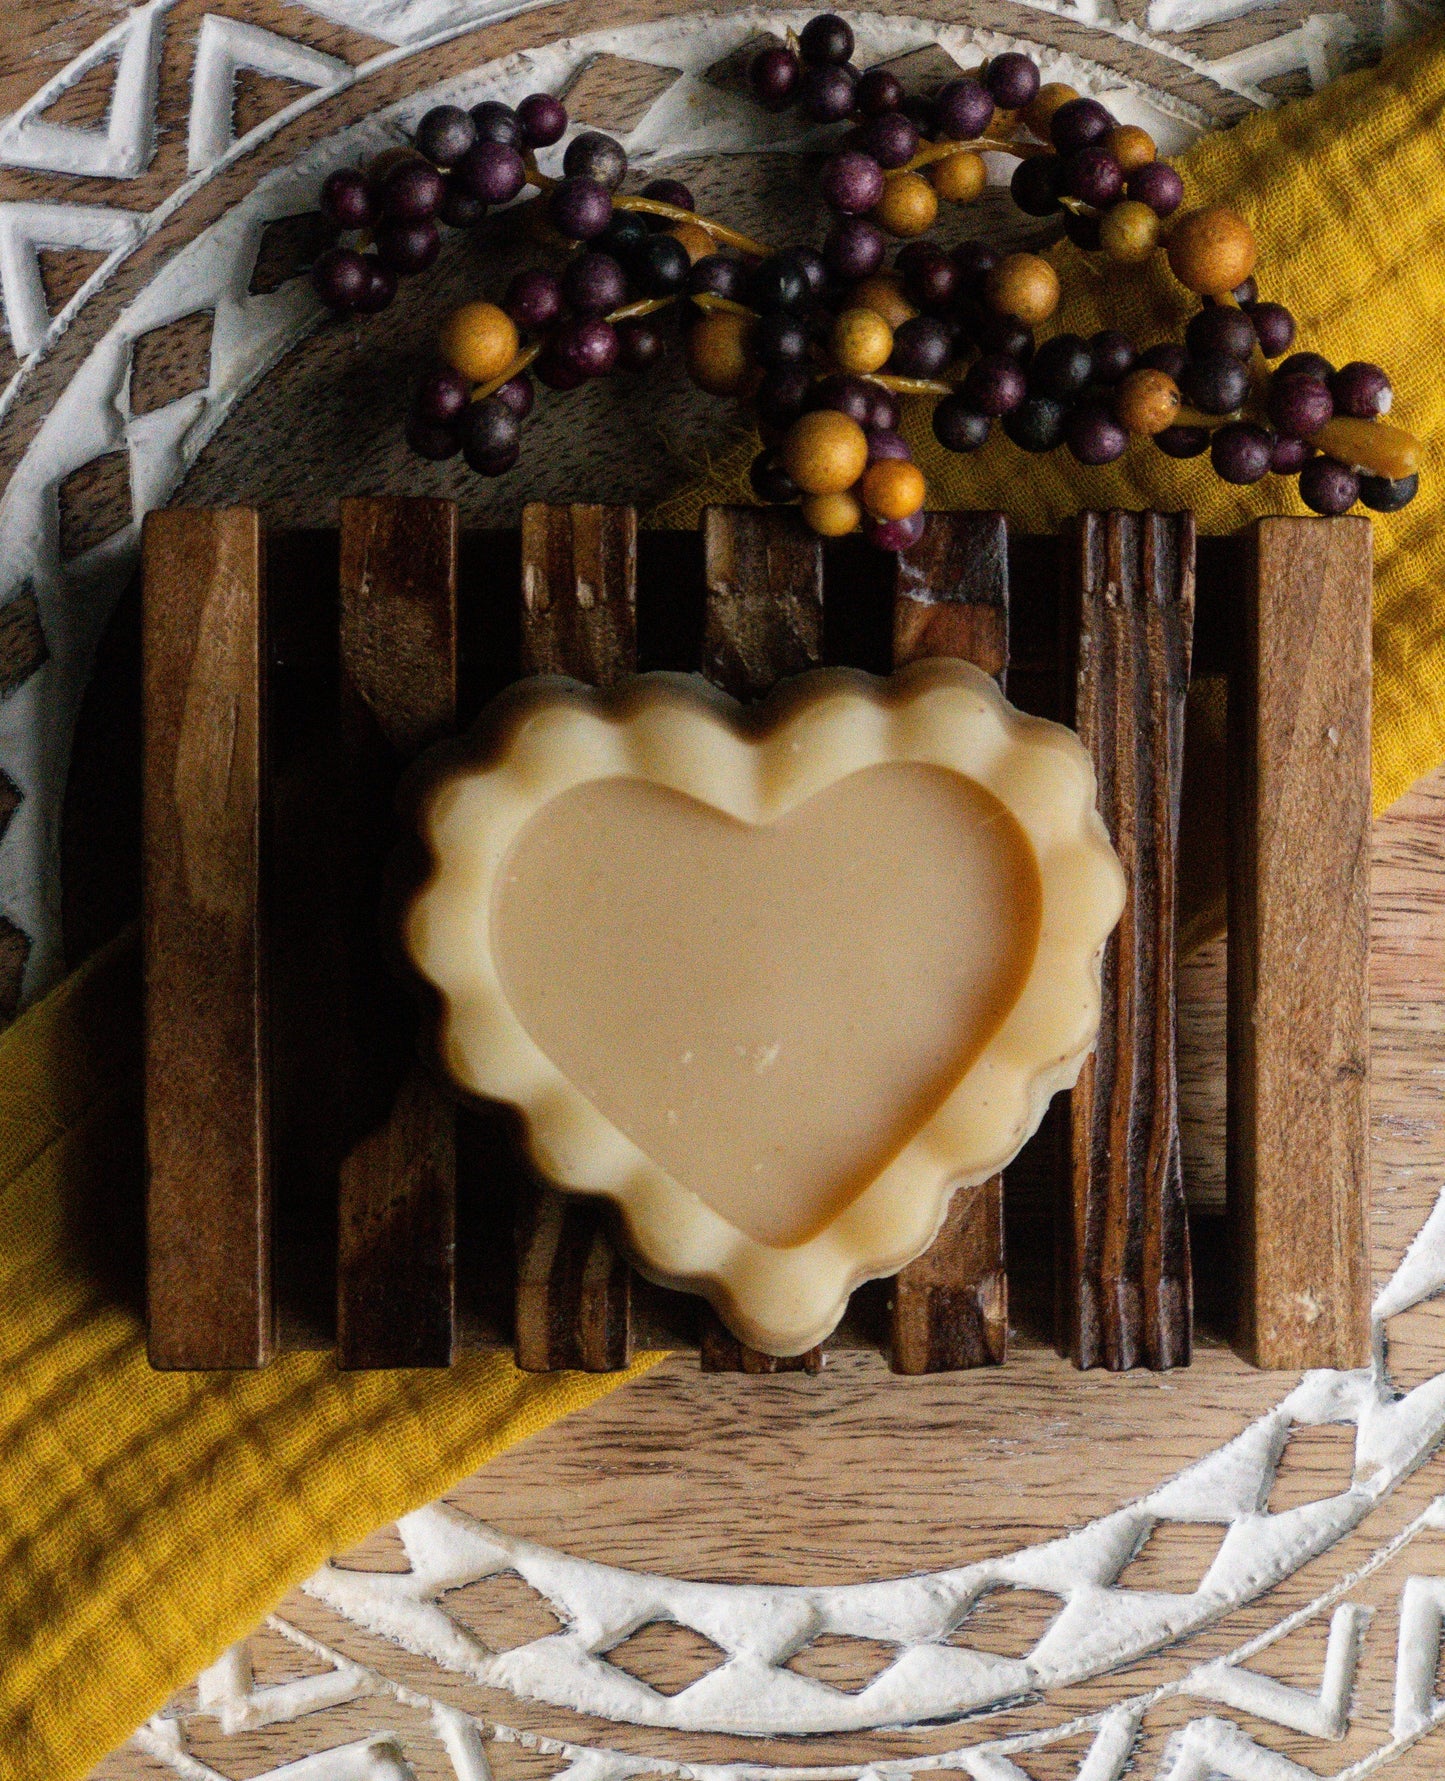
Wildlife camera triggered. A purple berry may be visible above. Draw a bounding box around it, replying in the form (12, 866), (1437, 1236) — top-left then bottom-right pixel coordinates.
(858, 67), (904, 116)
(1138, 341), (1188, 381)
(690, 254), (749, 300)
(1267, 374), (1333, 438)
(633, 232), (690, 296)
(1232, 277), (1258, 304)
(517, 93), (567, 148)
(642, 177), (696, 214)
(454, 141), (526, 205)
(1269, 434), (1312, 475)
(406, 415), (460, 460)
(866, 508), (927, 552)
(865, 385), (900, 431)
(952, 239), (1001, 287)
(1089, 330), (1135, 384)
(1183, 352), (1250, 415)
(461, 395), (520, 471)
(562, 250), (628, 315)
(1051, 97), (1113, 153)
(800, 13), (854, 64)
(1063, 146), (1123, 207)
(1154, 424), (1210, 459)
(321, 168), (374, 228)
(1278, 351), (1334, 383)
(976, 312), (1033, 360)
(750, 450), (800, 504)
(1010, 154), (1063, 217)
(934, 77), (994, 142)
(1299, 455), (1360, 515)
(1126, 161), (1184, 217)
(505, 268), (564, 331)
(825, 217), (886, 281)
(415, 364), (470, 424)
(933, 395), (991, 453)
(863, 112), (920, 170)
(354, 256), (396, 313)
(821, 150), (886, 215)
(381, 159), (444, 221)
(1063, 208), (1102, 251)
(557, 316), (619, 378)
(535, 345), (586, 391)
(1211, 420), (1274, 484)
(1067, 401), (1128, 465)
(1030, 333), (1093, 399)
(1246, 301), (1295, 358)
(1358, 470), (1418, 512)
(376, 219), (440, 274)
(438, 179), (487, 228)
(550, 176), (612, 240)
(963, 351), (1027, 415)
(754, 312), (810, 366)
(755, 366), (813, 427)
(313, 245), (370, 310)
(563, 131), (627, 190)
(901, 245), (959, 311)
(890, 315), (954, 378)
(985, 51), (1040, 109)
(1186, 305), (1256, 362)
(811, 374), (874, 425)
(791, 247), (828, 298)
(750, 45), (801, 111)
(470, 101), (521, 147)
(494, 373), (535, 418)
(750, 253), (812, 313)
(616, 319), (665, 372)
(866, 428), (912, 463)
(1330, 361), (1392, 418)
(1004, 394), (1067, 452)
(416, 105), (476, 166)
(799, 63), (858, 124)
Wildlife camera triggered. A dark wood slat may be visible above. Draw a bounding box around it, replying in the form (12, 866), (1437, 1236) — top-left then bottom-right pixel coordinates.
(335, 497), (458, 1369)
(143, 508), (271, 1368)
(699, 506), (826, 1373)
(1063, 512), (1195, 1371)
(888, 512), (1010, 1373)
(514, 504), (637, 1373)
(1227, 517), (1372, 1369)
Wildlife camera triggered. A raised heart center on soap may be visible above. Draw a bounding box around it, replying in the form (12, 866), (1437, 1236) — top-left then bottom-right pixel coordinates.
(492, 762), (1042, 1249)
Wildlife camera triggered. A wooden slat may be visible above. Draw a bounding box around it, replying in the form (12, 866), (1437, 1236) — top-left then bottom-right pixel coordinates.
(1064, 512), (1195, 1371)
(699, 506), (826, 1373)
(1227, 516), (1372, 1369)
(143, 508), (271, 1369)
(888, 512), (1010, 1373)
(514, 504), (637, 1373)
(335, 497), (458, 1369)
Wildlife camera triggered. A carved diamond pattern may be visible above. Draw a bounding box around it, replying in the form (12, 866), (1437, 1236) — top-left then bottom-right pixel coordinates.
(0, 586), (47, 698)
(785, 1631), (899, 1694)
(129, 310), (214, 417)
(1114, 1520), (1228, 1594)
(606, 1622), (728, 1696)
(1267, 1424), (1359, 1515)
(249, 212), (339, 296)
(56, 449), (132, 562)
(561, 55), (683, 135)
(445, 1572), (565, 1650)
(948, 1586), (1063, 1658)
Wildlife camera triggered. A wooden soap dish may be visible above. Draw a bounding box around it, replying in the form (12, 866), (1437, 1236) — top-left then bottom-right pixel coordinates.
(141, 502), (1372, 1378)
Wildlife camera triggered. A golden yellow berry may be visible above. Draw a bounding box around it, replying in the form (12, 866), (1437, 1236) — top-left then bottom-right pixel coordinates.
(1103, 125), (1157, 174)
(669, 222), (715, 263)
(1022, 83), (1079, 140)
(439, 302), (520, 384)
(801, 490), (863, 537)
(783, 410), (871, 496)
(851, 274), (918, 329)
(1114, 368), (1181, 436)
(861, 459), (926, 522)
(873, 171), (939, 237)
(1099, 199), (1161, 264)
(686, 310), (755, 395)
(983, 252), (1060, 326)
(832, 307), (894, 375)
(1165, 205), (1257, 296)
(929, 150), (987, 204)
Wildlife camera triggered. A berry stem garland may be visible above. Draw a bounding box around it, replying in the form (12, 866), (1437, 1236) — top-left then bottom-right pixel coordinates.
(312, 17), (1423, 551)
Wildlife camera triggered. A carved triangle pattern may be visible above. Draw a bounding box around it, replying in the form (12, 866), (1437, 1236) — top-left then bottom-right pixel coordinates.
(0, 202), (142, 355)
(187, 15), (351, 174)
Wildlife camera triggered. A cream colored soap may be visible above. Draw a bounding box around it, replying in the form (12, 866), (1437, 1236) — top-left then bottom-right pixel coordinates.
(404, 661), (1125, 1355)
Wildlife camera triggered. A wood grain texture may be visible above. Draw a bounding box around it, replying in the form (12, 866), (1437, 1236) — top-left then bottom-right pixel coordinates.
(142, 508), (271, 1369)
(1227, 517), (1372, 1370)
(335, 496), (458, 1370)
(699, 506), (826, 1373)
(1064, 512), (1195, 1372)
(514, 504), (637, 1373)
(888, 512), (1010, 1373)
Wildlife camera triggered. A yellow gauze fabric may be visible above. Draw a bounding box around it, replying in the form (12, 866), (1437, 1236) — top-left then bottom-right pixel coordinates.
(655, 28), (1445, 816)
(0, 928), (662, 1781)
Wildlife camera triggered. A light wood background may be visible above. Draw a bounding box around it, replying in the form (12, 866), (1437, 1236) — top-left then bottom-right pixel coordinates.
(1, 1), (1442, 1776)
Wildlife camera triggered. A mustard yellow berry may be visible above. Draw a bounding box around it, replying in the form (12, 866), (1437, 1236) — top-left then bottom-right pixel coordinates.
(801, 490), (863, 537)
(832, 307), (894, 375)
(1166, 205), (1257, 296)
(861, 459), (926, 522)
(439, 302), (520, 384)
(983, 252), (1060, 326)
(1100, 199), (1162, 264)
(929, 150), (987, 205)
(873, 171), (939, 237)
(783, 410), (870, 496)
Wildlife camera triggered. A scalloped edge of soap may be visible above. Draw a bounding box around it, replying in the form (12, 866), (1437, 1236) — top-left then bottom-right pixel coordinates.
(401, 659), (1126, 1356)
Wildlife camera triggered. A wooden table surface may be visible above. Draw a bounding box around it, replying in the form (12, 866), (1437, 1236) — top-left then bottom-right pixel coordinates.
(1, 1), (1441, 1777)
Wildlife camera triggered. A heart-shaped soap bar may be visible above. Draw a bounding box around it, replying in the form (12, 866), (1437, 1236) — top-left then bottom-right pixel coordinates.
(404, 661), (1124, 1355)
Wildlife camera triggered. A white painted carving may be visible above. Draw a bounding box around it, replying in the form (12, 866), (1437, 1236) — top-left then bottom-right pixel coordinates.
(0, 201), (144, 356)
(187, 15), (352, 174)
(0, 0), (170, 179)
(1205, 15), (1359, 90)
(1185, 1602), (1370, 1738)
